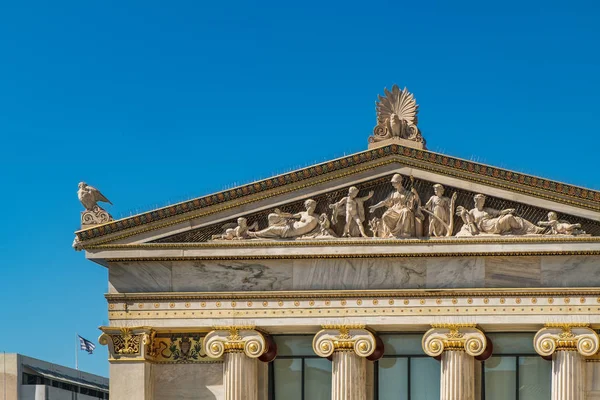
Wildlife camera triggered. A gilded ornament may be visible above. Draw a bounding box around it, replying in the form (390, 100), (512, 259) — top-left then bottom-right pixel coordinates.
(423, 325), (487, 358)
(534, 325), (599, 357)
(313, 325), (380, 360)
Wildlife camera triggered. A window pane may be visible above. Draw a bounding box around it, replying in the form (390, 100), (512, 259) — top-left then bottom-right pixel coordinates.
(304, 358), (331, 400)
(274, 358), (302, 400)
(378, 358), (408, 400)
(410, 357), (440, 400)
(519, 356), (551, 400)
(274, 336), (315, 356)
(484, 356), (516, 400)
(380, 335), (425, 355)
(486, 333), (536, 354)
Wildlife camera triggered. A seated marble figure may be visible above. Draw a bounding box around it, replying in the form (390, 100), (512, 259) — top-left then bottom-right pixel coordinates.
(456, 194), (544, 236)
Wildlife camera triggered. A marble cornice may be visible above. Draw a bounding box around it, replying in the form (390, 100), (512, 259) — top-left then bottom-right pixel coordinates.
(86, 235), (600, 250)
(74, 145), (600, 246)
(105, 287), (600, 302)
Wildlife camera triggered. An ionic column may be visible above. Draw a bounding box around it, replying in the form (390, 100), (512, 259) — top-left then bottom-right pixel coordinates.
(313, 325), (383, 400)
(422, 324), (490, 400)
(204, 327), (276, 400)
(534, 324), (599, 400)
(99, 326), (156, 400)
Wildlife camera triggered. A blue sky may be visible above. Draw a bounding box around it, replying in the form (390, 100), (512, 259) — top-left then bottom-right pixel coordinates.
(0, 1), (599, 377)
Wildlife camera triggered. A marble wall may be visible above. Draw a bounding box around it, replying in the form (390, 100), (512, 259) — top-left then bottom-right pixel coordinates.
(153, 363), (223, 400)
(108, 255), (600, 293)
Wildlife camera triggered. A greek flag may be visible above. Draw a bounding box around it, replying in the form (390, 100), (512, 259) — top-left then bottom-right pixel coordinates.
(78, 335), (96, 354)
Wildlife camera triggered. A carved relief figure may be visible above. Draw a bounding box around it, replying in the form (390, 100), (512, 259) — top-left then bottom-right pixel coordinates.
(329, 187), (374, 237)
(369, 217), (384, 238)
(248, 199), (319, 239)
(369, 85), (424, 144)
(456, 194), (544, 236)
(212, 217), (259, 240)
(304, 213), (338, 239)
(369, 174), (423, 238)
(421, 184), (457, 237)
(538, 212), (586, 235)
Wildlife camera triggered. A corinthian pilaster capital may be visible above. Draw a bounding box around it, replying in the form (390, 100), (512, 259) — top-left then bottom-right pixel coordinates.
(204, 327), (276, 361)
(98, 326), (156, 362)
(312, 325), (383, 360)
(422, 324), (488, 358)
(534, 324), (600, 357)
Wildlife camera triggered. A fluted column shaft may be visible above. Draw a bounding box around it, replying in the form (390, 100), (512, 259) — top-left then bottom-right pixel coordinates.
(224, 351), (258, 400)
(534, 324), (600, 400)
(332, 351), (367, 400)
(552, 351), (584, 400)
(313, 326), (382, 400)
(204, 327), (274, 400)
(441, 350), (475, 400)
(422, 324), (489, 400)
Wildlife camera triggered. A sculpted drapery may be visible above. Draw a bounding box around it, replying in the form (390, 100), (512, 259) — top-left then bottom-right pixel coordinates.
(369, 174), (423, 238)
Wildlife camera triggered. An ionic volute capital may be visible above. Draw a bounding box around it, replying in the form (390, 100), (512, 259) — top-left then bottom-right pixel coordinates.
(98, 326), (156, 361)
(313, 325), (383, 360)
(422, 324), (489, 358)
(534, 324), (599, 357)
(204, 327), (275, 361)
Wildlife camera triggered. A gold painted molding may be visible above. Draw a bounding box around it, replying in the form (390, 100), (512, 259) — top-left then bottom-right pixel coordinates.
(102, 250), (600, 262)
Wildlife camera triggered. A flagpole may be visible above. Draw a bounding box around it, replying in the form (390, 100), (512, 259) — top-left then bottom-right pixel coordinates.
(75, 333), (79, 370)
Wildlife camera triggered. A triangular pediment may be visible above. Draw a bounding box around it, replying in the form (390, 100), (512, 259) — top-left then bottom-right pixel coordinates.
(74, 145), (600, 256)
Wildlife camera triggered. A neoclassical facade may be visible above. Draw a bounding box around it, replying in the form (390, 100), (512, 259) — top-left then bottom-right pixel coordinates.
(75, 86), (600, 400)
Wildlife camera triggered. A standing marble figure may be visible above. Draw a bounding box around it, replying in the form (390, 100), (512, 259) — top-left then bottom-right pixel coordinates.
(422, 184), (457, 237)
(329, 186), (374, 237)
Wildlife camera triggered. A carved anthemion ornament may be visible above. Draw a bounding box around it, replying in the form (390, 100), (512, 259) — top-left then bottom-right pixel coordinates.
(78, 182), (113, 227)
(99, 326), (155, 361)
(369, 85), (425, 146)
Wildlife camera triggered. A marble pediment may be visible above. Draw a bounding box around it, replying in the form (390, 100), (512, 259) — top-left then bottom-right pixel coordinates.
(74, 145), (600, 261)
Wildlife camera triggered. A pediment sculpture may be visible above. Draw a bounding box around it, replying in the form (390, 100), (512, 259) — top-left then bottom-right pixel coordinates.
(208, 174), (589, 242)
(78, 182), (113, 226)
(369, 85), (425, 145)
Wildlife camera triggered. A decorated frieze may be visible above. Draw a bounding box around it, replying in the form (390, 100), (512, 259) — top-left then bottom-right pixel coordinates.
(99, 326), (219, 363)
(105, 289), (600, 325)
(156, 174), (597, 243)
